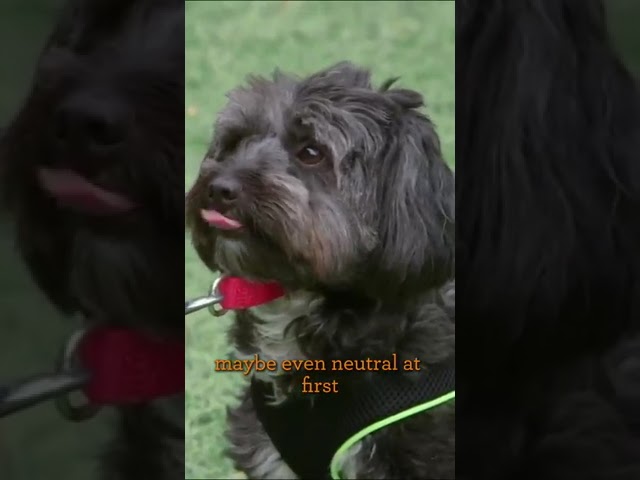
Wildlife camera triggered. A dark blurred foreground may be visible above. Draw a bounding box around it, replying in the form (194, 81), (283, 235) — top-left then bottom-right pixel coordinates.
(0, 1), (111, 479)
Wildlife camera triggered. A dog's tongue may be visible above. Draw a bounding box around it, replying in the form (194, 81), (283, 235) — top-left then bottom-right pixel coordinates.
(200, 209), (243, 230)
(36, 167), (135, 215)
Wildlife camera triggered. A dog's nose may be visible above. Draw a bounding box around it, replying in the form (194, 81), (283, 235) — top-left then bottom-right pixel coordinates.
(54, 92), (128, 153)
(208, 176), (241, 210)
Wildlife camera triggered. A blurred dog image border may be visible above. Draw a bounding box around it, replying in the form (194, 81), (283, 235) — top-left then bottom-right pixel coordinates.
(457, 0), (640, 478)
(0, 0), (185, 478)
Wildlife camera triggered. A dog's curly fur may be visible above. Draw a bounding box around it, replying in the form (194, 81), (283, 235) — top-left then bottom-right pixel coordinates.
(186, 62), (455, 479)
(457, 1), (640, 479)
(0, 0), (184, 478)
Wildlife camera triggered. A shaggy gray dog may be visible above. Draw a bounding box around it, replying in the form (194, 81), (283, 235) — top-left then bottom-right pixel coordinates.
(186, 62), (455, 479)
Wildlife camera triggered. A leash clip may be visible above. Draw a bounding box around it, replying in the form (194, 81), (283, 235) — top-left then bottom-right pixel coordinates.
(55, 328), (100, 421)
(0, 369), (89, 419)
(185, 276), (227, 317)
(0, 329), (91, 419)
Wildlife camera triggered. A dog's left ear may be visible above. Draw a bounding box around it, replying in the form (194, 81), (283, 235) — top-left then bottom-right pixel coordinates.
(371, 87), (454, 298)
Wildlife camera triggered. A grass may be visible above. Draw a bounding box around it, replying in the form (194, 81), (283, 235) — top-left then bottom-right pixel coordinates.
(184, 1), (455, 478)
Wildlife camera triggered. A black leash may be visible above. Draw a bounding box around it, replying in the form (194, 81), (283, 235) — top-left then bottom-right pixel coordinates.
(0, 370), (88, 418)
(0, 328), (92, 419)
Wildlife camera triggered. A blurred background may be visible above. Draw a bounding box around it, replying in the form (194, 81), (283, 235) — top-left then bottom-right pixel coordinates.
(0, 1), (112, 479)
(184, 1), (454, 478)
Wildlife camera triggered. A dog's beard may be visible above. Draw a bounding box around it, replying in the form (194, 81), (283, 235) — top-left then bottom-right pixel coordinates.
(213, 236), (298, 284)
(3, 130), (183, 332)
(69, 224), (182, 335)
(189, 174), (377, 289)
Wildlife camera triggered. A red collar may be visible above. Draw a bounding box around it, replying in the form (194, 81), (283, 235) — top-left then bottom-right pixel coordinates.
(78, 276), (285, 405)
(77, 327), (184, 404)
(216, 275), (286, 310)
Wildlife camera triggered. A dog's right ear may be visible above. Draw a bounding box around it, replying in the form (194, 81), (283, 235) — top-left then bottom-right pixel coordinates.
(380, 80), (424, 111)
(370, 96), (455, 300)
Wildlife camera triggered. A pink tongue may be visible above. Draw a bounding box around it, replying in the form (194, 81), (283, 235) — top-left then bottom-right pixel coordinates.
(36, 167), (135, 215)
(200, 209), (243, 230)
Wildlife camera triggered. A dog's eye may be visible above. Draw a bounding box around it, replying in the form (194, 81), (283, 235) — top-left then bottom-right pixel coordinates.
(296, 145), (325, 166)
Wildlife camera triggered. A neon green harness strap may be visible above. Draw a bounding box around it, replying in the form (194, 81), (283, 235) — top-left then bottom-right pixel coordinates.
(330, 390), (456, 480)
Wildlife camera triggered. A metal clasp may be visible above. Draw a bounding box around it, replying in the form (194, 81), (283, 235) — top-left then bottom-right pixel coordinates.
(54, 328), (100, 421)
(0, 329), (92, 420)
(0, 370), (88, 419)
(185, 276), (228, 317)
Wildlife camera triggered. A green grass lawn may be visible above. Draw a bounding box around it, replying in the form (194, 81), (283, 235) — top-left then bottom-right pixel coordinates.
(184, 1), (454, 478)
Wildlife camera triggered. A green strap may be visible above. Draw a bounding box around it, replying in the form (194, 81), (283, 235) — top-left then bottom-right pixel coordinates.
(330, 390), (456, 480)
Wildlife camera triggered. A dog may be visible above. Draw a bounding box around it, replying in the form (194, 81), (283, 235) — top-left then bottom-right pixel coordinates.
(186, 62), (455, 479)
(457, 1), (640, 479)
(0, 0), (184, 478)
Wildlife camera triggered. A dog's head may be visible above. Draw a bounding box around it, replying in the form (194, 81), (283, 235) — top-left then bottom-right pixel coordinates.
(0, 0), (184, 332)
(186, 62), (454, 301)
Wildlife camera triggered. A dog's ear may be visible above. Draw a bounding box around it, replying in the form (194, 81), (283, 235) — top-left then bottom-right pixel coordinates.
(379, 78), (424, 110)
(370, 91), (455, 298)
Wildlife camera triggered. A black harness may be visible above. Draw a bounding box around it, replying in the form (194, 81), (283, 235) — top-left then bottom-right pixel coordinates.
(251, 359), (455, 479)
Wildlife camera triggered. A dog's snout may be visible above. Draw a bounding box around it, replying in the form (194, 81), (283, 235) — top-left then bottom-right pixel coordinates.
(208, 176), (241, 210)
(54, 92), (128, 152)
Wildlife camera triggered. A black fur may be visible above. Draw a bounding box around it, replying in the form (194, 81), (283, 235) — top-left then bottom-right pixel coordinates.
(186, 62), (455, 479)
(457, 1), (640, 478)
